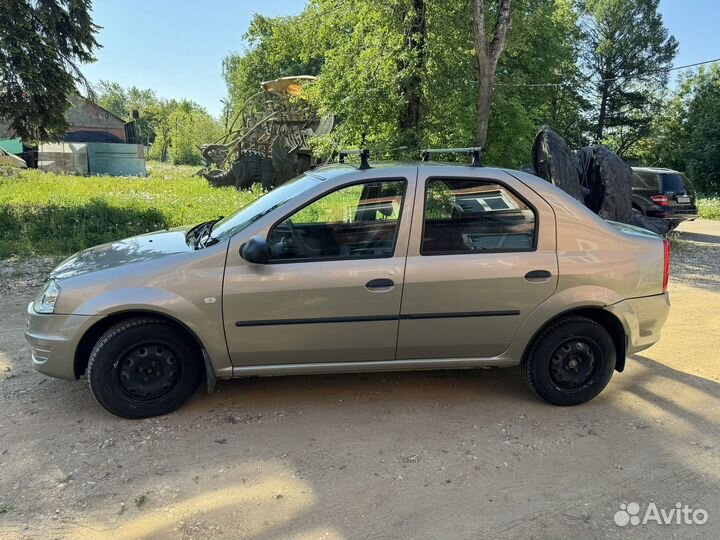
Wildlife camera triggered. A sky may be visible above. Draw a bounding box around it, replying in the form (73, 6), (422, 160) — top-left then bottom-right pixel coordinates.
(80, 0), (720, 118)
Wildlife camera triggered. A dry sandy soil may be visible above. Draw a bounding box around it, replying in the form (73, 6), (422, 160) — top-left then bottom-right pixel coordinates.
(0, 220), (718, 540)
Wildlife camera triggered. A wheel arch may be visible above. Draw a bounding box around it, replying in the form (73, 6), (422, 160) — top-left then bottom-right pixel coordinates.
(521, 307), (627, 373)
(74, 310), (211, 379)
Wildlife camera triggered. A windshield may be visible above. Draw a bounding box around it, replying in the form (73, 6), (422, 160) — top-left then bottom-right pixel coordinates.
(210, 173), (323, 242)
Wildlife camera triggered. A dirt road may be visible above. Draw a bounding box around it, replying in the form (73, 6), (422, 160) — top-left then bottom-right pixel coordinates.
(1, 220), (718, 540)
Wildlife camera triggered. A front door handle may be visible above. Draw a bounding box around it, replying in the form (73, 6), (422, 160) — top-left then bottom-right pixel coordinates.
(365, 278), (395, 291)
(524, 270), (551, 282)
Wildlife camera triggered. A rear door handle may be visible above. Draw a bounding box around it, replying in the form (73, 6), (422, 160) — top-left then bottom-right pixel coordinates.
(365, 278), (395, 291)
(524, 270), (551, 282)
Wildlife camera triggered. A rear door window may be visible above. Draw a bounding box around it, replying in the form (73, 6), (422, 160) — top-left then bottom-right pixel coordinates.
(421, 178), (536, 254)
(633, 172), (659, 190)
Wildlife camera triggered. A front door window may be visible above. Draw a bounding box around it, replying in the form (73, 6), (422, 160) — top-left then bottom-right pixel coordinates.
(268, 180), (406, 261)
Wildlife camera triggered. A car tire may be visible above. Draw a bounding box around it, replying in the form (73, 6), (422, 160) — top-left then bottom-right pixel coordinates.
(522, 316), (616, 406)
(87, 318), (202, 419)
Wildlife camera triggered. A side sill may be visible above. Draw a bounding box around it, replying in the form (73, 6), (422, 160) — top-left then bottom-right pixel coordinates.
(231, 357), (519, 377)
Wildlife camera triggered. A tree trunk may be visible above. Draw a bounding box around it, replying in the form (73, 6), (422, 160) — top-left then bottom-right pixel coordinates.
(473, 0), (512, 148)
(398, 0), (426, 140)
(596, 82), (609, 142)
(475, 59), (496, 148)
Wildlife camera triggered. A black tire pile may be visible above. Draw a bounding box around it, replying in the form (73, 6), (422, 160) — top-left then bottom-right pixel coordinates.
(531, 126), (669, 235)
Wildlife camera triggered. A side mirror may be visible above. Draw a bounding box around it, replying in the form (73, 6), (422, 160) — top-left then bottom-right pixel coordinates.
(240, 235), (270, 264)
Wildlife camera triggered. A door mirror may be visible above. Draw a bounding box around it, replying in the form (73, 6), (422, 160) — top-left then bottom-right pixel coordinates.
(240, 235), (270, 264)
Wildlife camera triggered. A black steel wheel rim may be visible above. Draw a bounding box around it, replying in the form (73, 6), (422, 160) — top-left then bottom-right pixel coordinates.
(548, 337), (601, 390)
(114, 342), (182, 402)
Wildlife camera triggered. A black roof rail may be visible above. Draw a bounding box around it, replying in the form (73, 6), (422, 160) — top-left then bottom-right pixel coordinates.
(421, 147), (482, 167)
(338, 148), (371, 170)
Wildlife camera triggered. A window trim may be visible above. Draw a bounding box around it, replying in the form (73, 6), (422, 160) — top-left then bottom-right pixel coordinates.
(419, 176), (539, 256)
(266, 177), (409, 264)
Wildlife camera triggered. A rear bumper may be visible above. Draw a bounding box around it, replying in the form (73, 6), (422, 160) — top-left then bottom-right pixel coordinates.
(24, 302), (101, 380)
(647, 207), (697, 222)
(606, 292), (670, 355)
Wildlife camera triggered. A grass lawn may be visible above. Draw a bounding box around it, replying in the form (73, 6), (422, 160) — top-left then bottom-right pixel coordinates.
(698, 197), (720, 220)
(1, 162), (718, 257)
(0, 162), (262, 257)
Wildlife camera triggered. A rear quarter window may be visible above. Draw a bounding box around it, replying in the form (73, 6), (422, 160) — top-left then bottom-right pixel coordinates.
(661, 173), (693, 194)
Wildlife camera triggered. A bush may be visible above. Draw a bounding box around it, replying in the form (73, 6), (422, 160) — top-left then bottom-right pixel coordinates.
(0, 162), (262, 257)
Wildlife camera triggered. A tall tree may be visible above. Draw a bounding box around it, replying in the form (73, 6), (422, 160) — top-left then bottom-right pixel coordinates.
(639, 66), (720, 193)
(221, 0), (585, 167)
(222, 14), (323, 109)
(684, 66), (720, 193)
(299, 0), (432, 150)
(582, 0), (677, 154)
(0, 0), (100, 141)
(95, 81), (160, 146)
(397, 0), (427, 145)
(472, 0), (512, 147)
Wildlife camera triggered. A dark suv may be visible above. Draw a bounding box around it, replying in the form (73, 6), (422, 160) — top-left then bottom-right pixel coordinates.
(631, 167), (698, 228)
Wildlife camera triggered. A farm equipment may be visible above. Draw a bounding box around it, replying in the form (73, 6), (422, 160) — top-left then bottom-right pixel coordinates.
(201, 76), (334, 190)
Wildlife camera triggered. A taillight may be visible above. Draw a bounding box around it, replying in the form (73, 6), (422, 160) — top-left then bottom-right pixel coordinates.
(662, 239), (671, 292)
(651, 195), (669, 206)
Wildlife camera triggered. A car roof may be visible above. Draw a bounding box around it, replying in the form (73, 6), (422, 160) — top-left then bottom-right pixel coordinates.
(311, 160), (516, 179)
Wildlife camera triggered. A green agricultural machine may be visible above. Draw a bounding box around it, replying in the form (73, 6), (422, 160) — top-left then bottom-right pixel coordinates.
(200, 76), (334, 190)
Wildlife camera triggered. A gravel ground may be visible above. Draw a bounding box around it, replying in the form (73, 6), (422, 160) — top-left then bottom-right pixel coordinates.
(0, 220), (718, 540)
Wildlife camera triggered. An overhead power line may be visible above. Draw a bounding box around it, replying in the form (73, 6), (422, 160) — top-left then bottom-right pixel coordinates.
(494, 56), (720, 89)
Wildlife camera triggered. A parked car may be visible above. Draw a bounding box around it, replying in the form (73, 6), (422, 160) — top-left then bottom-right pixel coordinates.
(26, 160), (671, 418)
(631, 167), (698, 229)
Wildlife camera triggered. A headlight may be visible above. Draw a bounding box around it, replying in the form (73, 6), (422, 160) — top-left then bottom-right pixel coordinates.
(34, 279), (60, 314)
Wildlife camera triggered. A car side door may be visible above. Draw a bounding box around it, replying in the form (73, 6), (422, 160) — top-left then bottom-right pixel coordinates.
(222, 170), (416, 368)
(397, 169), (558, 359)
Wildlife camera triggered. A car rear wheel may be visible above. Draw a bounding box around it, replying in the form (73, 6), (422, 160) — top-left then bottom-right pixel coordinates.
(87, 318), (202, 419)
(522, 316), (616, 406)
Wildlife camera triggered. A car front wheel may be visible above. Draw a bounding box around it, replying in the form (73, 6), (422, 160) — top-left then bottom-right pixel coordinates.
(522, 316), (616, 406)
(87, 318), (202, 419)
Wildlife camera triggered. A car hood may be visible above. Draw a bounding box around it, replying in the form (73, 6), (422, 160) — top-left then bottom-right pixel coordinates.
(50, 228), (193, 280)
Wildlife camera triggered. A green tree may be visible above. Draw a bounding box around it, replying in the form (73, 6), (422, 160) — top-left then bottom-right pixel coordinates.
(95, 82), (223, 164)
(684, 67), (720, 193)
(472, 0), (512, 147)
(640, 66), (720, 193)
(221, 0), (586, 167)
(581, 0), (677, 155)
(223, 14), (324, 109)
(0, 0), (100, 141)
(486, 0), (588, 164)
(167, 101), (223, 166)
(95, 81), (160, 145)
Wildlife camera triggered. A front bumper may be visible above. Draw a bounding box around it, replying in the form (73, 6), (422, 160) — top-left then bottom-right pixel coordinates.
(24, 302), (101, 380)
(607, 292), (671, 355)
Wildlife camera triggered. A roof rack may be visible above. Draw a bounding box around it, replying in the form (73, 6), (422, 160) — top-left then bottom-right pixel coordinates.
(421, 147), (482, 167)
(338, 148), (371, 170)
